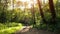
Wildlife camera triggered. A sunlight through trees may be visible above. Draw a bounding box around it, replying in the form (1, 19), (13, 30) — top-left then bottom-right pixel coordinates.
(0, 0), (60, 34)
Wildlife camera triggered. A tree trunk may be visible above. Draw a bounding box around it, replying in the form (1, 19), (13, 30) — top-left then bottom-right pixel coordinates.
(49, 0), (56, 24)
(31, 1), (36, 27)
(37, 0), (47, 23)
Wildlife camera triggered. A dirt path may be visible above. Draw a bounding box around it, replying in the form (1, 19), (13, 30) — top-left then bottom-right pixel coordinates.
(15, 26), (56, 34)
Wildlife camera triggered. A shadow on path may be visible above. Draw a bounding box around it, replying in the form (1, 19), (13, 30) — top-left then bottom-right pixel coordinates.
(15, 26), (57, 34)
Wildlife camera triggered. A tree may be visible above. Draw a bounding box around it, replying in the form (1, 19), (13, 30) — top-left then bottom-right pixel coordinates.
(0, 0), (8, 23)
(37, 0), (47, 23)
(49, 0), (56, 24)
(31, 0), (36, 26)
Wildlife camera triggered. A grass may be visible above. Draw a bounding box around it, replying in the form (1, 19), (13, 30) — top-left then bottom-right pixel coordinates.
(0, 22), (23, 34)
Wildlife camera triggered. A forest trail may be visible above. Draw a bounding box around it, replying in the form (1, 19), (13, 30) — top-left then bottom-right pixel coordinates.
(15, 26), (55, 34)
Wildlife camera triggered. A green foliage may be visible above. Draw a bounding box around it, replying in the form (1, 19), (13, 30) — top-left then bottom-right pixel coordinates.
(0, 0), (60, 33)
(0, 22), (23, 34)
(32, 0), (60, 32)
